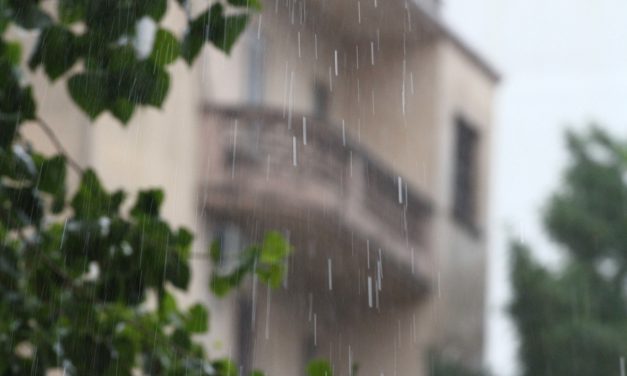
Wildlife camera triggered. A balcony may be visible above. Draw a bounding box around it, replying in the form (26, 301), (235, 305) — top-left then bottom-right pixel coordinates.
(199, 106), (433, 310)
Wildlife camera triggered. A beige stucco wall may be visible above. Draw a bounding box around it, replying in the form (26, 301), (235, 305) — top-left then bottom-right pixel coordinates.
(428, 37), (496, 369)
(200, 0), (497, 371)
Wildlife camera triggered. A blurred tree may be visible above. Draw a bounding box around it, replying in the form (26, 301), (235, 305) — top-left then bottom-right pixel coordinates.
(510, 126), (627, 376)
(429, 351), (491, 376)
(0, 1), (333, 375)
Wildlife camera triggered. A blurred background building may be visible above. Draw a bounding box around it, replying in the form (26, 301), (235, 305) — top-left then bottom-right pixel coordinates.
(26, 0), (497, 374)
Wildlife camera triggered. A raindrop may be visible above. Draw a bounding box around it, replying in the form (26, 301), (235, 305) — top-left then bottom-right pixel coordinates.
(265, 286), (272, 339)
(349, 151), (353, 177)
(252, 271), (258, 328)
(371, 89), (376, 114)
(368, 276), (373, 307)
(288, 71), (294, 128)
(348, 346), (353, 375)
(411, 247), (415, 275)
(328, 258), (333, 290)
(329, 66), (333, 92)
(357, 1), (361, 23)
(370, 42), (375, 65)
(377, 258), (382, 291)
(308, 292), (313, 321)
(282, 62), (289, 116)
(231, 120), (238, 179)
(292, 136), (298, 166)
(298, 32), (302, 58)
(60, 218), (68, 250)
(314, 313), (318, 346)
(412, 313), (417, 343)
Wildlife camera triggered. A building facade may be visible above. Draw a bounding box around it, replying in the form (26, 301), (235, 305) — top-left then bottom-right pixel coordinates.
(26, 0), (497, 374)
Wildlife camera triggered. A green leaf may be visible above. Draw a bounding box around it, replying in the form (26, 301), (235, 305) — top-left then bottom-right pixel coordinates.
(158, 292), (178, 320)
(144, 0), (168, 21)
(82, 1), (143, 41)
(257, 263), (283, 288)
(67, 73), (109, 119)
(210, 239), (222, 263)
(130, 189), (164, 218)
(0, 120), (19, 148)
(211, 359), (238, 376)
(150, 29), (180, 66)
(12, 3), (53, 30)
(185, 304), (208, 333)
(0, 62), (36, 142)
(306, 360), (333, 376)
(166, 255), (190, 289)
(228, 0), (262, 11)
(28, 26), (80, 80)
(180, 29), (204, 65)
(181, 3), (250, 64)
(33, 154), (66, 213)
(106, 47), (171, 111)
(58, 0), (87, 24)
(210, 275), (234, 297)
(119, 63), (170, 107)
(260, 231), (291, 263)
(175, 227), (193, 256)
(110, 98), (135, 124)
(0, 40), (21, 65)
(71, 169), (125, 219)
(207, 4), (249, 54)
(2, 186), (44, 228)
(171, 328), (191, 350)
(146, 67), (170, 106)
(0, 61), (35, 144)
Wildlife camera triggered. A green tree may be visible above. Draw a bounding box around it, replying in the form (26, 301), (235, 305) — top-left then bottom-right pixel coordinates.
(0, 1), (327, 375)
(429, 351), (491, 376)
(510, 126), (627, 375)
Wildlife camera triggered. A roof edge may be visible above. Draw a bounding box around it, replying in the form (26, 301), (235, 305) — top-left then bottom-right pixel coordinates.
(414, 3), (502, 83)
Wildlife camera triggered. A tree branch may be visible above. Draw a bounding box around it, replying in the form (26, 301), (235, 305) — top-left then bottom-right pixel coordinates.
(34, 117), (84, 174)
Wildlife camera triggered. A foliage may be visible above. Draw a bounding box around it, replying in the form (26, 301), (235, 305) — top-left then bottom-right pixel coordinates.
(210, 231), (292, 296)
(0, 160), (222, 374)
(306, 360), (334, 376)
(0, 0), (318, 375)
(1, 0), (256, 124)
(510, 126), (627, 376)
(429, 352), (491, 376)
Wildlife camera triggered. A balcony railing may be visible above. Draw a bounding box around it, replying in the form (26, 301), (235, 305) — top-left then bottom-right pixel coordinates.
(199, 105), (433, 287)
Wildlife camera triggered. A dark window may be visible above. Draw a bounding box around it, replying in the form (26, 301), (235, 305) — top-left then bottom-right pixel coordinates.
(452, 117), (480, 230)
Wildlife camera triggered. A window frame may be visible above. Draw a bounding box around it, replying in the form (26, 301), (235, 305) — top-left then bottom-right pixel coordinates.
(451, 115), (482, 236)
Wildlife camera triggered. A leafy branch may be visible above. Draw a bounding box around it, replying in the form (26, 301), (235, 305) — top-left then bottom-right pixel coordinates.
(0, 1), (335, 375)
